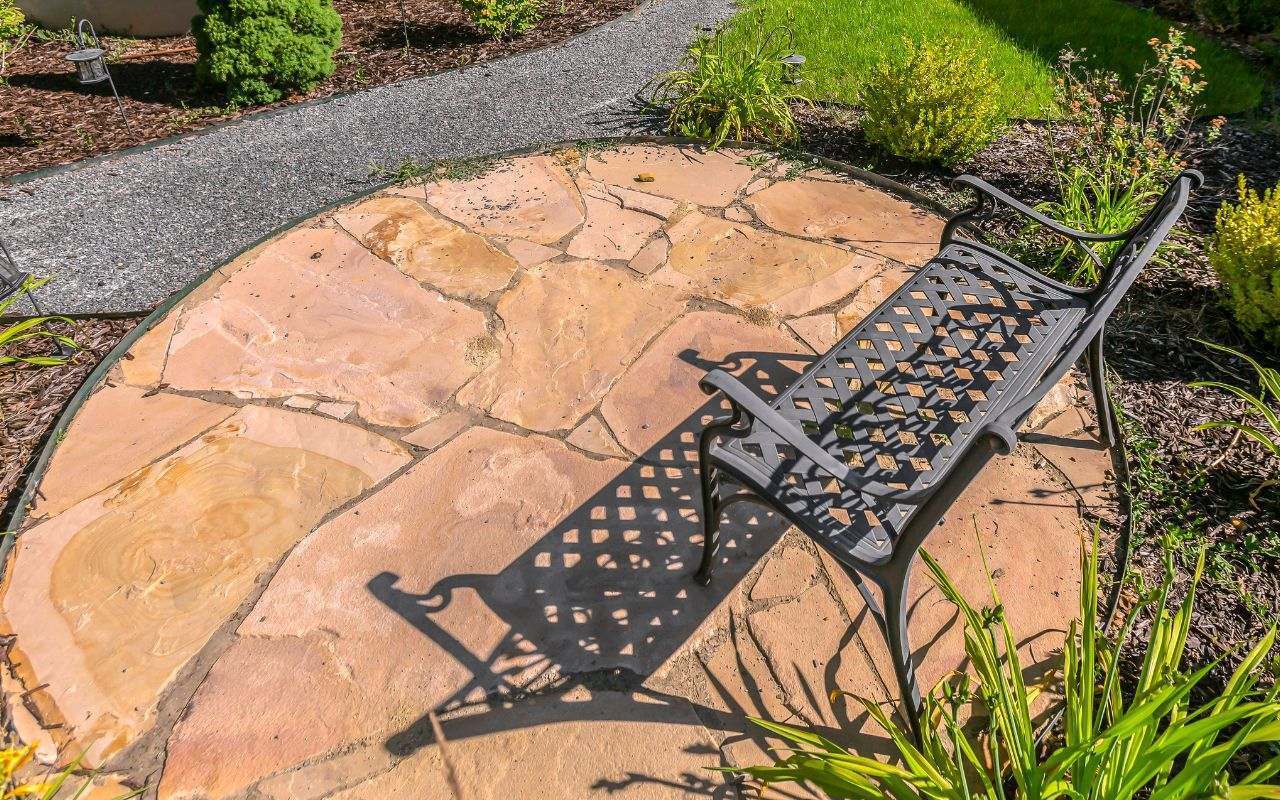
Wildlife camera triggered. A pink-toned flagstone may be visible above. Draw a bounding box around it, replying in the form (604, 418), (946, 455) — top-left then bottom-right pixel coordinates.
(1, 144), (1108, 799)
(2, 406), (408, 766)
(748, 178), (946, 266)
(423, 155), (586, 245)
(162, 228), (487, 428)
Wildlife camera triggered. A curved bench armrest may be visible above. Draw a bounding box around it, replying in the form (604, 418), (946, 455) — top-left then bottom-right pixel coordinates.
(951, 175), (1133, 244)
(699, 369), (995, 506)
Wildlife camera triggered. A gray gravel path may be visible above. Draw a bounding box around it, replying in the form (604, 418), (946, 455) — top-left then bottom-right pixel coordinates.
(1, 0), (734, 314)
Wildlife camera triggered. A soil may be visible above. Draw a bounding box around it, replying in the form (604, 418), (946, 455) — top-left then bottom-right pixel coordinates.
(792, 102), (1280, 695)
(0, 316), (139, 523)
(0, 0), (645, 179)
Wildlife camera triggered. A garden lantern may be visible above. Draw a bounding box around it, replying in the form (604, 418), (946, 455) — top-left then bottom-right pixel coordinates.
(66, 20), (131, 132)
(780, 53), (806, 84)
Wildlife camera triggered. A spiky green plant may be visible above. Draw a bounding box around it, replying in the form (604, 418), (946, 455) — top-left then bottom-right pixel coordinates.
(646, 18), (810, 149)
(728, 535), (1280, 800)
(1192, 340), (1280, 504)
(0, 278), (76, 367)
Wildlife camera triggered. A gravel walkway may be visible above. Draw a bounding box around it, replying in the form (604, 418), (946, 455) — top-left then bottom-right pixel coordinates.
(0, 0), (734, 314)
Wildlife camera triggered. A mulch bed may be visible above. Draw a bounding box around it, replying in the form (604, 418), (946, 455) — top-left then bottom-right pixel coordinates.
(793, 103), (1280, 695)
(0, 316), (140, 522)
(0, 0), (645, 179)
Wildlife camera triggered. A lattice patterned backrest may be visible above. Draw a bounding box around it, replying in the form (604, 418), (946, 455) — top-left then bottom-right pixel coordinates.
(726, 249), (1089, 539)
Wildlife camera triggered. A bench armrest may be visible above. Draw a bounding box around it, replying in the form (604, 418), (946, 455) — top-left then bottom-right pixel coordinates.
(699, 369), (933, 504)
(950, 175), (1132, 245)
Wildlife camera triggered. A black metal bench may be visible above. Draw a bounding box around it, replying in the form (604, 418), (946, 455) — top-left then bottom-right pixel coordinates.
(693, 170), (1201, 739)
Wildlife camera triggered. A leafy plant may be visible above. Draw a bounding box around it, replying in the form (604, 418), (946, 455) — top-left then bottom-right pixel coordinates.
(0, 278), (76, 367)
(728, 535), (1280, 800)
(858, 39), (1005, 166)
(1192, 340), (1280, 504)
(1210, 176), (1280, 348)
(0, 744), (141, 799)
(0, 0), (23, 40)
(459, 0), (540, 38)
(646, 19), (810, 149)
(193, 0), (343, 106)
(1193, 0), (1280, 33)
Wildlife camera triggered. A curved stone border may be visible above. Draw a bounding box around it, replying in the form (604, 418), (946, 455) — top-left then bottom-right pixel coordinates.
(1, 135), (952, 556)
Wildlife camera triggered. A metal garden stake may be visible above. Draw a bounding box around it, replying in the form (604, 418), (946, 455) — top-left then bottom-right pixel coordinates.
(66, 19), (132, 133)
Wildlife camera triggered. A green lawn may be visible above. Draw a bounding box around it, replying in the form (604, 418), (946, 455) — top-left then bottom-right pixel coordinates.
(721, 0), (1266, 117)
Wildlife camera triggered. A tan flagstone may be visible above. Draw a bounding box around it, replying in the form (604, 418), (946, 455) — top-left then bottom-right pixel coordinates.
(333, 195), (518, 299)
(605, 185), (680, 219)
(723, 206), (754, 222)
(750, 543), (818, 601)
(654, 212), (882, 317)
(1031, 405), (1111, 510)
(158, 426), (771, 798)
(457, 261), (683, 432)
(786, 313), (839, 354)
(28, 385), (235, 520)
(566, 192), (664, 261)
(600, 311), (806, 456)
(401, 410), (472, 451)
(2, 406), (409, 767)
(748, 178), (945, 265)
(118, 313), (178, 387)
(628, 236), (669, 276)
(321, 689), (717, 800)
(834, 264), (917, 333)
(566, 415), (631, 459)
(586, 145), (756, 208)
(162, 228), (487, 428)
(504, 238), (561, 267)
(424, 155), (585, 245)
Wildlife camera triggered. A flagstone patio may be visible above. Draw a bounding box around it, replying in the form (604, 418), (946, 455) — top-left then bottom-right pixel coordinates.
(1, 143), (1109, 799)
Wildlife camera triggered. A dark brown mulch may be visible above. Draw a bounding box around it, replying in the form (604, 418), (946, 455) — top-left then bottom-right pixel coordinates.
(1, 316), (140, 522)
(794, 103), (1280, 694)
(0, 0), (644, 179)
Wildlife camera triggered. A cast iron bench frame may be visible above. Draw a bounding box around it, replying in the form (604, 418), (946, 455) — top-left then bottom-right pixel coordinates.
(693, 170), (1202, 740)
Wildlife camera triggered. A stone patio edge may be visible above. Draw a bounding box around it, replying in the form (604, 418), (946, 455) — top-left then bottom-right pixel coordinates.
(0, 135), (955, 569)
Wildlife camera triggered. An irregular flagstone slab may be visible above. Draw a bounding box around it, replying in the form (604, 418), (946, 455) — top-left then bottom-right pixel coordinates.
(323, 689), (717, 800)
(423, 156), (586, 245)
(2, 406), (409, 767)
(158, 427), (782, 798)
(834, 264), (916, 331)
(118, 313), (180, 387)
(333, 195), (518, 299)
(601, 311), (811, 456)
(458, 261), (683, 432)
(748, 178), (945, 266)
(401, 410), (472, 451)
(163, 228), (488, 428)
(566, 415), (631, 459)
(628, 236), (669, 276)
(586, 145), (756, 208)
(28, 385), (235, 520)
(606, 185), (680, 219)
(654, 212), (882, 317)
(786, 313), (839, 354)
(504, 238), (560, 267)
(566, 192), (663, 261)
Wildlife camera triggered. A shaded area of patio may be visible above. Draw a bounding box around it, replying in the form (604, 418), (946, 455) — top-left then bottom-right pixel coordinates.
(1, 143), (1107, 799)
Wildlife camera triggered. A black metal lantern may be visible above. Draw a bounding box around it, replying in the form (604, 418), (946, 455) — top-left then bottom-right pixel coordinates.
(66, 20), (131, 131)
(780, 53), (807, 85)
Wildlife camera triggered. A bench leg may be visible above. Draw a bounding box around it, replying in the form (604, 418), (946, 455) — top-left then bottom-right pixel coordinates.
(1087, 330), (1117, 448)
(694, 430), (722, 586)
(879, 565), (923, 745)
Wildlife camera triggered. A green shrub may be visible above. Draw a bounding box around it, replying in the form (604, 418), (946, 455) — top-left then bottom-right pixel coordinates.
(193, 0), (343, 106)
(729, 536), (1280, 800)
(1194, 0), (1280, 33)
(1211, 176), (1280, 347)
(0, 0), (24, 40)
(647, 19), (810, 150)
(459, 0), (540, 38)
(858, 40), (1004, 166)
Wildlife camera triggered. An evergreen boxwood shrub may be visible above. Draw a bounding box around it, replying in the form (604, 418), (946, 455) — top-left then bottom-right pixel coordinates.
(1211, 176), (1280, 347)
(1194, 0), (1280, 33)
(193, 0), (343, 106)
(859, 40), (1005, 166)
(460, 0), (541, 39)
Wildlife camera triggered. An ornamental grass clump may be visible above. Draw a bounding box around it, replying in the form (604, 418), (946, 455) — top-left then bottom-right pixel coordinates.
(193, 0), (343, 106)
(728, 534), (1280, 800)
(647, 20), (810, 150)
(858, 40), (1004, 166)
(1210, 176), (1280, 348)
(459, 0), (540, 38)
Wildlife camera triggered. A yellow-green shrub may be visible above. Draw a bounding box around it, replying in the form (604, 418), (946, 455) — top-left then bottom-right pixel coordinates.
(0, 0), (25, 40)
(1211, 175), (1280, 347)
(459, 0), (540, 38)
(859, 40), (1004, 166)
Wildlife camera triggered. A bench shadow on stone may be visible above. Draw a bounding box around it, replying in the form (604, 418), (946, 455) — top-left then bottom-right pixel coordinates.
(366, 335), (1074, 791)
